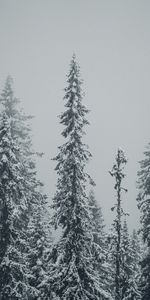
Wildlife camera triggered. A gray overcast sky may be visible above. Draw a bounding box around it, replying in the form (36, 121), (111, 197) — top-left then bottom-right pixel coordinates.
(0, 0), (150, 230)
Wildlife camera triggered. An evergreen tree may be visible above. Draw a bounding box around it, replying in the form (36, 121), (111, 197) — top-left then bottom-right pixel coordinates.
(88, 189), (112, 295)
(106, 225), (117, 298)
(120, 219), (141, 300)
(0, 76), (50, 299)
(88, 189), (105, 248)
(137, 142), (150, 300)
(122, 229), (141, 300)
(27, 193), (52, 300)
(0, 111), (30, 299)
(109, 148), (127, 300)
(0, 76), (36, 218)
(49, 55), (113, 300)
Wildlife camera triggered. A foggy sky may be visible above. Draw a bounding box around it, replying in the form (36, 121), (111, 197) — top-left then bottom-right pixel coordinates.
(0, 0), (150, 231)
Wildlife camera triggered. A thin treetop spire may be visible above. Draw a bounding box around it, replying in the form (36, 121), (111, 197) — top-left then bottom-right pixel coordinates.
(72, 52), (76, 60)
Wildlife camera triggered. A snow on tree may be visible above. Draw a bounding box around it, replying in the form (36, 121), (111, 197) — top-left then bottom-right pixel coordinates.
(88, 189), (105, 248)
(48, 55), (113, 300)
(0, 76), (35, 216)
(122, 229), (141, 300)
(109, 148), (128, 300)
(119, 220), (141, 300)
(88, 189), (112, 295)
(27, 192), (53, 300)
(0, 76), (33, 155)
(137, 142), (150, 300)
(0, 76), (50, 299)
(0, 111), (30, 299)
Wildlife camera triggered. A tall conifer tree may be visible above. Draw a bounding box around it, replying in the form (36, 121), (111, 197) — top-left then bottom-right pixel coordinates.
(0, 76), (49, 299)
(109, 148), (127, 300)
(50, 56), (113, 300)
(0, 110), (30, 299)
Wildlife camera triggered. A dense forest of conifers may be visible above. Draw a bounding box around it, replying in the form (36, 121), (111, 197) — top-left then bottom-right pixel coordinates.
(0, 55), (149, 300)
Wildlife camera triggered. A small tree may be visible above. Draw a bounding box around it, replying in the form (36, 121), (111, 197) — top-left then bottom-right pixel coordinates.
(88, 189), (112, 294)
(88, 189), (105, 247)
(27, 194), (52, 300)
(109, 148), (127, 300)
(122, 229), (141, 300)
(120, 219), (141, 300)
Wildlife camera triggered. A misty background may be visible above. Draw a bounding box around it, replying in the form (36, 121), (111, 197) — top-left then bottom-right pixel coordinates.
(0, 0), (150, 231)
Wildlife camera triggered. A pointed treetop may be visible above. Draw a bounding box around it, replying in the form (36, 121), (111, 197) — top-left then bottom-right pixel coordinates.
(72, 52), (76, 61)
(68, 53), (82, 82)
(116, 147), (127, 164)
(1, 75), (19, 104)
(1, 75), (13, 97)
(2, 75), (14, 98)
(5, 74), (13, 85)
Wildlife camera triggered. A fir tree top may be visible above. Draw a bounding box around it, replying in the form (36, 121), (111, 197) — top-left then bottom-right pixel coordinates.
(60, 54), (89, 139)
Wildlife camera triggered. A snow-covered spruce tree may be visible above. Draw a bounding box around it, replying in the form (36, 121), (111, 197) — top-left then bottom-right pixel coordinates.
(120, 219), (141, 300)
(0, 111), (30, 299)
(88, 189), (112, 295)
(106, 226), (120, 299)
(49, 55), (113, 300)
(0, 76), (51, 299)
(0, 76), (36, 218)
(88, 189), (105, 249)
(109, 148), (127, 300)
(25, 190), (53, 298)
(27, 193), (53, 300)
(0, 76), (33, 156)
(122, 229), (141, 300)
(137, 142), (150, 300)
